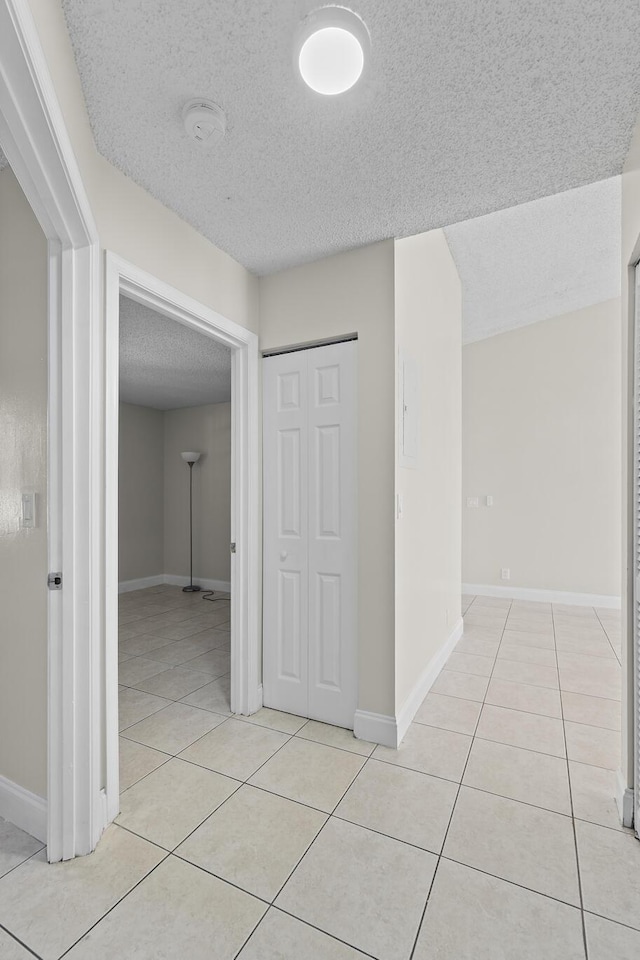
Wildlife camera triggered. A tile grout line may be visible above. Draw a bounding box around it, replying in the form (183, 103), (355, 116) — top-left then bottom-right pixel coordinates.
(417, 688), (618, 723)
(0, 843), (46, 885)
(119, 609), (231, 634)
(0, 920), (44, 960)
(266, 906), (378, 960)
(118, 668), (227, 695)
(117, 667), (229, 702)
(592, 607), (623, 667)
(118, 680), (231, 735)
(551, 603), (589, 960)
(56, 853), (173, 960)
(118, 647), (231, 677)
(119, 700), (228, 742)
(408, 597), (513, 960)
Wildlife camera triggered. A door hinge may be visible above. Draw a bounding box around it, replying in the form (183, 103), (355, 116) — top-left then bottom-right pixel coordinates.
(48, 572), (62, 590)
(230, 542), (236, 554)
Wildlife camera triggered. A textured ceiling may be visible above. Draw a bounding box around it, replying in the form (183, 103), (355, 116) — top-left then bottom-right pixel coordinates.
(61, 0), (640, 274)
(445, 176), (621, 344)
(119, 296), (231, 409)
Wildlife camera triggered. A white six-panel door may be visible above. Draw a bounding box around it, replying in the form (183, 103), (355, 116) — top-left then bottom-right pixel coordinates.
(263, 350), (310, 717)
(263, 341), (357, 728)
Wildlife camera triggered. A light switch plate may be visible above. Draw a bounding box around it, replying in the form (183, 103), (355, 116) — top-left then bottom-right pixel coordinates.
(21, 492), (36, 528)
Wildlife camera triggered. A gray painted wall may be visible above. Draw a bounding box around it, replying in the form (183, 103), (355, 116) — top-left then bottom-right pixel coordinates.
(118, 401), (231, 585)
(0, 167), (48, 798)
(118, 402), (165, 582)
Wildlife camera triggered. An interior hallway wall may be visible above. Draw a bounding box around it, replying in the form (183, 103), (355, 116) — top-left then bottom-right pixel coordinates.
(394, 230), (462, 712)
(463, 299), (621, 598)
(259, 241), (396, 719)
(0, 167), (48, 799)
(118, 403), (165, 582)
(164, 403), (231, 585)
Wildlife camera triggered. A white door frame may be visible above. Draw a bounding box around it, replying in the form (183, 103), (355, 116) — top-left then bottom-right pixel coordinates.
(104, 253), (261, 822)
(0, 0), (101, 859)
(628, 260), (640, 834)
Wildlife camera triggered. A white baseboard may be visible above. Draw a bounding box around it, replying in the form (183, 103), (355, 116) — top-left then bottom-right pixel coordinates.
(463, 583), (621, 610)
(615, 769), (635, 829)
(164, 574), (231, 593)
(396, 617), (464, 746)
(0, 774), (47, 844)
(119, 574), (231, 594)
(354, 617), (464, 750)
(118, 575), (165, 594)
(354, 710), (398, 749)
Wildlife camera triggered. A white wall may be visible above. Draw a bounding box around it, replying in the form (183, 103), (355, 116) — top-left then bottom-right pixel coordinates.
(394, 231), (462, 712)
(164, 403), (231, 584)
(463, 299), (621, 598)
(259, 241), (396, 718)
(0, 167), (48, 798)
(118, 402), (231, 585)
(118, 403), (165, 582)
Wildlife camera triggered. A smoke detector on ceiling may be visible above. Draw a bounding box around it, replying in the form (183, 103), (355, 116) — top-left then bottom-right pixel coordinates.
(182, 99), (226, 147)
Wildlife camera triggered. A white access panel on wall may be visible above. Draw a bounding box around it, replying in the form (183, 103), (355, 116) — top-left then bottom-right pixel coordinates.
(263, 340), (357, 729)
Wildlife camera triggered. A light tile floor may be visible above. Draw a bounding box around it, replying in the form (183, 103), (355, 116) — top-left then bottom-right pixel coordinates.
(0, 590), (639, 958)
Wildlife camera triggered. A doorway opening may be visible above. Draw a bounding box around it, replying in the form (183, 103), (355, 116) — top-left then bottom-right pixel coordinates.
(116, 293), (233, 803)
(104, 255), (261, 823)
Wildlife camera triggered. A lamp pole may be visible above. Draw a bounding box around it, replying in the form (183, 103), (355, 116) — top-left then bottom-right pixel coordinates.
(181, 452), (202, 593)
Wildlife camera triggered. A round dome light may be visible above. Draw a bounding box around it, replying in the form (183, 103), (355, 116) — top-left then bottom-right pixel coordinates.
(296, 7), (370, 96)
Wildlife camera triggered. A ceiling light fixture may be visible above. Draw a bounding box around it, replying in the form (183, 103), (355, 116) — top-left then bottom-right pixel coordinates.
(296, 6), (370, 96)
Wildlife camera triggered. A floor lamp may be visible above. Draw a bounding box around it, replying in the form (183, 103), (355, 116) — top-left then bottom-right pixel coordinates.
(181, 451), (201, 593)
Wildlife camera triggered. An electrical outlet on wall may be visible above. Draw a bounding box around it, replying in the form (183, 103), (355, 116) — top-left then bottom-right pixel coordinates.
(466, 497), (479, 508)
(501, 568), (510, 581)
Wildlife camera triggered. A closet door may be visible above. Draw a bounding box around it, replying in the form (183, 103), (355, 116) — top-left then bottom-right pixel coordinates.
(263, 351), (309, 717)
(307, 341), (357, 727)
(263, 340), (357, 728)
